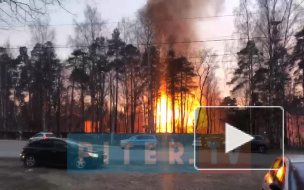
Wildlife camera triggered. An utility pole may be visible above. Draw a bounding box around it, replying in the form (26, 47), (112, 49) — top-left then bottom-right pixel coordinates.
(270, 20), (282, 148)
(248, 41), (254, 135)
(147, 44), (154, 133)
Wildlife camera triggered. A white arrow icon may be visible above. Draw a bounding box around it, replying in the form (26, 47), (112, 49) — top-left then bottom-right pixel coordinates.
(225, 123), (254, 153)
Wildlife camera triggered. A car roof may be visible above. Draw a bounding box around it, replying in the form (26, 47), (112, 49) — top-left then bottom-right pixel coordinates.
(31, 138), (63, 142)
(135, 134), (156, 136)
(38, 132), (54, 134)
(286, 154), (304, 163)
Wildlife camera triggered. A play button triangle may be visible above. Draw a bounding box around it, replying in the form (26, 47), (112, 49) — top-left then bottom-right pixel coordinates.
(225, 123), (254, 153)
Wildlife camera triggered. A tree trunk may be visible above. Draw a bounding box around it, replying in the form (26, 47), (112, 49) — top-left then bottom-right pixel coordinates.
(166, 86), (168, 133)
(100, 73), (105, 133)
(180, 72), (184, 133)
(143, 95), (147, 133)
(114, 69), (118, 133)
(91, 91), (95, 133)
(69, 81), (75, 132)
(109, 74), (113, 133)
(302, 68), (304, 96)
(56, 73), (61, 137)
(172, 89), (175, 133)
(148, 48), (154, 133)
(41, 88), (46, 131)
(206, 85), (210, 134)
(81, 85), (85, 133)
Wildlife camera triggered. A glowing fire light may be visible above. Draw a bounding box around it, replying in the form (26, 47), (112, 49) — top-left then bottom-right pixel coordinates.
(155, 91), (205, 133)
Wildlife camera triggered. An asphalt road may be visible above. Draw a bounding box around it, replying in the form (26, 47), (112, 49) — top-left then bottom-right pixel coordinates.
(0, 140), (291, 190)
(0, 140), (281, 169)
(0, 157), (266, 190)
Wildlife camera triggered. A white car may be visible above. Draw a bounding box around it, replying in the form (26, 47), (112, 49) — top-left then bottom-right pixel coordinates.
(29, 132), (56, 142)
(261, 155), (304, 190)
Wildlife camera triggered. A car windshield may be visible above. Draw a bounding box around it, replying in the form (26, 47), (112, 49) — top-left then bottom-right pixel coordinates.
(129, 136), (138, 140)
(35, 134), (43, 137)
(46, 133), (55, 137)
(65, 139), (79, 146)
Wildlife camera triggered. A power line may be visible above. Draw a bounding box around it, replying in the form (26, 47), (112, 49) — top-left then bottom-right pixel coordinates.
(0, 13), (238, 28)
(3, 37), (268, 50)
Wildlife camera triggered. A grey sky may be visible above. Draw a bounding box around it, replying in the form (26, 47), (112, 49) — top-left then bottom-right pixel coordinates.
(0, 0), (240, 96)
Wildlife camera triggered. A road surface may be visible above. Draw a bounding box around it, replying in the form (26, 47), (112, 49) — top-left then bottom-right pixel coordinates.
(0, 140), (292, 190)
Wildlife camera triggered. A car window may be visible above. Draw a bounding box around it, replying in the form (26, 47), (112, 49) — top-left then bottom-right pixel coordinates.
(40, 140), (54, 148)
(147, 136), (156, 140)
(137, 135), (144, 139)
(139, 135), (154, 139)
(53, 140), (67, 149)
(35, 134), (43, 138)
(141, 135), (149, 139)
(46, 133), (55, 137)
(254, 136), (264, 140)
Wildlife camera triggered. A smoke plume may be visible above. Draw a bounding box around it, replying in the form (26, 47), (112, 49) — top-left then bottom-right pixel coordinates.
(142, 0), (224, 53)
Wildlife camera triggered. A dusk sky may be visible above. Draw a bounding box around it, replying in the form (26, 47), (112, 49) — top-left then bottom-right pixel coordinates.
(0, 0), (240, 96)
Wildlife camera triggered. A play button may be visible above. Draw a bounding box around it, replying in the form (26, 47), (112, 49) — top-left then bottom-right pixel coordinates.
(225, 123), (254, 153)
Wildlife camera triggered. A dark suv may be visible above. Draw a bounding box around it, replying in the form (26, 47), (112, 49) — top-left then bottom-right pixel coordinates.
(251, 135), (270, 153)
(20, 138), (106, 169)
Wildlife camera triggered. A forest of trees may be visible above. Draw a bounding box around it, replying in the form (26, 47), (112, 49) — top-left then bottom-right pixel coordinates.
(0, 0), (304, 147)
(0, 5), (220, 136)
(227, 0), (304, 146)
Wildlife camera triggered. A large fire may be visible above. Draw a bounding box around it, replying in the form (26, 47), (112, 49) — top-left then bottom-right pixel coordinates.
(155, 90), (203, 133)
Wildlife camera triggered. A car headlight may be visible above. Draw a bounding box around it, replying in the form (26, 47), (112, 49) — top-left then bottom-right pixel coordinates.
(88, 152), (99, 158)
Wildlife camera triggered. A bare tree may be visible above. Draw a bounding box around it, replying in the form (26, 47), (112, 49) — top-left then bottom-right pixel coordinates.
(234, 0), (255, 42)
(136, 10), (156, 133)
(69, 5), (105, 48)
(0, 0), (69, 28)
(194, 49), (217, 132)
(69, 5), (107, 133)
(29, 17), (55, 44)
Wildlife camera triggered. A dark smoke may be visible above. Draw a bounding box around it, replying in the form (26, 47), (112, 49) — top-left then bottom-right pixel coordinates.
(142, 0), (224, 53)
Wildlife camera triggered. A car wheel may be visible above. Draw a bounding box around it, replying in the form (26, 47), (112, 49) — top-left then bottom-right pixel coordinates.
(125, 143), (132, 149)
(257, 146), (266, 153)
(97, 158), (105, 168)
(24, 155), (36, 167)
(73, 157), (87, 169)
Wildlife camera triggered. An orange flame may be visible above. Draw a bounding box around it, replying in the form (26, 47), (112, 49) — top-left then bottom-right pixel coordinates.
(155, 91), (206, 133)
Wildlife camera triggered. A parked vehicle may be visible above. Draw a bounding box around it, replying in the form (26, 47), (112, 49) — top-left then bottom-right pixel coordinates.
(261, 155), (304, 190)
(192, 137), (202, 148)
(29, 132), (56, 142)
(251, 135), (270, 153)
(20, 138), (107, 169)
(198, 134), (269, 153)
(201, 136), (225, 150)
(120, 135), (158, 149)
